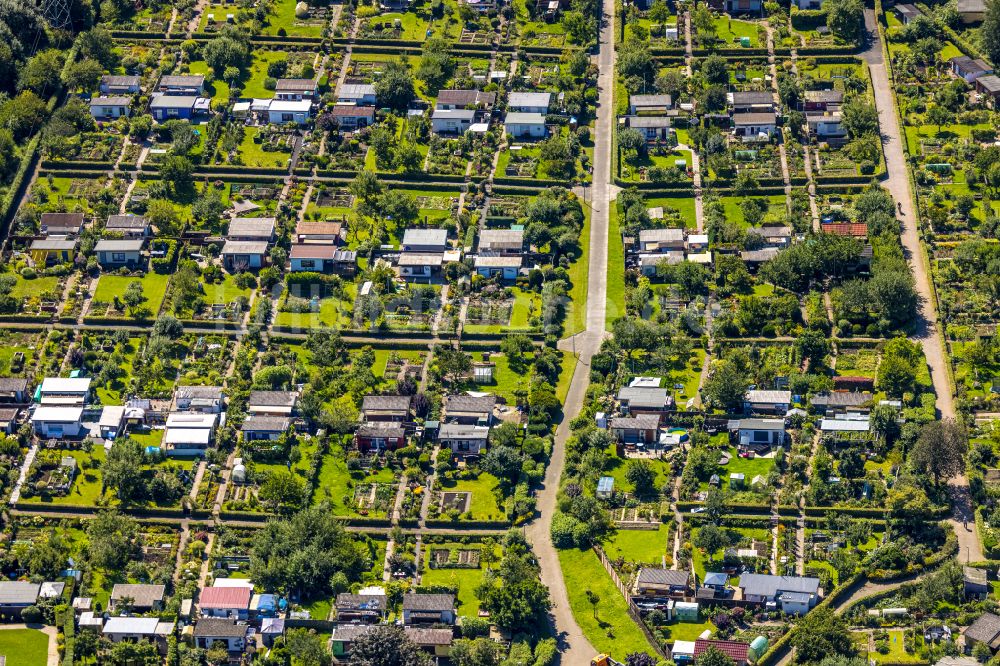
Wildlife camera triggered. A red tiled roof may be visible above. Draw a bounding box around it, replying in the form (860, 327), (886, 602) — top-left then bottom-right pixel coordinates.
(822, 222), (868, 237)
(695, 640), (749, 663)
(199, 586), (251, 609)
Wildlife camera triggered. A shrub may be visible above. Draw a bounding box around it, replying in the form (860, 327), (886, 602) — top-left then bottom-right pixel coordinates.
(21, 605), (42, 623)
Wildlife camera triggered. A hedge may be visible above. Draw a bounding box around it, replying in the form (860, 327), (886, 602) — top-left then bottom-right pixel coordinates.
(423, 519), (512, 530)
(791, 6), (827, 30)
(803, 505), (888, 517)
(39, 159), (114, 170)
(0, 136), (40, 230)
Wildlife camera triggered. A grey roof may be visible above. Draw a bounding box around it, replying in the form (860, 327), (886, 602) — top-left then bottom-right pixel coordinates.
(193, 618), (248, 638)
(41, 212), (84, 227)
(241, 415), (290, 432)
(221, 240), (269, 255)
(475, 255), (521, 268)
(979, 74), (1000, 93)
(631, 94), (672, 107)
(507, 91), (551, 109)
(432, 108), (476, 121)
(703, 572), (728, 586)
(402, 228), (448, 248)
(804, 90), (844, 103)
(30, 239), (77, 251)
(965, 566), (989, 586)
(479, 229), (524, 249)
(275, 78), (317, 91)
(95, 239), (144, 252)
(966, 612), (1000, 645)
(504, 112), (546, 125)
(443, 394), (496, 415)
(616, 386), (671, 409)
(437, 89), (496, 107)
(403, 593), (455, 611)
(176, 385), (224, 400)
(746, 390), (791, 404)
(639, 228), (684, 243)
(339, 83), (376, 98)
(159, 75), (204, 88)
(737, 418), (785, 431)
(102, 75), (140, 87)
(610, 414), (661, 430)
(106, 214), (148, 229)
(810, 392), (872, 407)
(637, 568), (691, 587)
(336, 593), (387, 610)
(741, 248), (780, 262)
(331, 624), (376, 642)
(357, 423), (406, 438)
(228, 217), (276, 239)
(739, 574), (819, 598)
(150, 95), (199, 109)
(405, 627), (454, 646)
(363, 394), (413, 414)
(626, 115), (672, 128)
(439, 423), (489, 439)
(247, 391), (298, 407)
(896, 3), (920, 15)
(103, 617), (159, 635)
(111, 583), (166, 608)
(734, 112), (777, 125)
(397, 252), (443, 267)
(957, 0), (986, 11)
(0, 581), (39, 605)
(780, 591), (813, 604)
(731, 91), (775, 105)
(91, 96), (131, 106)
(0, 378), (29, 393)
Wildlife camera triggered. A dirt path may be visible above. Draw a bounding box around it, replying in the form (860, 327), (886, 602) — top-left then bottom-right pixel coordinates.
(861, 7), (980, 561)
(521, 0), (615, 660)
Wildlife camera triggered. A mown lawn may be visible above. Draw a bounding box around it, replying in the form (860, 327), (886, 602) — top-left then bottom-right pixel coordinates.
(91, 273), (170, 318)
(202, 275), (253, 305)
(564, 206), (591, 337)
(0, 628), (49, 666)
(311, 446), (397, 516)
(602, 524), (671, 566)
(236, 127), (292, 168)
(558, 547), (660, 656)
(436, 472), (506, 521)
(607, 202), (625, 327)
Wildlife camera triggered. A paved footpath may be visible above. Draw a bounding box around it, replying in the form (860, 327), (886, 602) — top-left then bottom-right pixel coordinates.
(522, 0), (615, 661)
(860, 7), (981, 562)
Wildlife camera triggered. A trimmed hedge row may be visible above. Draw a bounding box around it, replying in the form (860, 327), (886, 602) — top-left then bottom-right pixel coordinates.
(40, 159), (114, 170)
(423, 519), (512, 530)
(0, 136), (41, 230)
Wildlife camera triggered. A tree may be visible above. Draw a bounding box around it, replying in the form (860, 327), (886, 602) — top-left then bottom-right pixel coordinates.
(62, 58), (104, 92)
(122, 280), (147, 318)
(702, 359), (749, 411)
(482, 446), (524, 487)
(145, 199), (182, 236)
(203, 29), (251, 74)
(796, 329), (830, 367)
(841, 98), (879, 139)
(694, 523), (726, 560)
(107, 639), (161, 666)
(435, 345), (472, 385)
(926, 104), (951, 133)
(349, 625), (430, 666)
(285, 628), (332, 665)
(416, 38), (455, 94)
(705, 487), (728, 523)
(625, 459), (656, 496)
(160, 155), (194, 192)
(698, 646), (736, 666)
(618, 126), (646, 154)
(985, 0), (1000, 64)
(476, 542), (551, 632)
(910, 419), (968, 486)
(450, 638), (503, 666)
(258, 470), (306, 512)
(102, 438), (146, 502)
(374, 60), (415, 111)
(18, 49), (64, 96)
(701, 55), (729, 85)
(791, 607), (855, 664)
(86, 509), (141, 571)
(249, 504), (366, 598)
(826, 0), (864, 43)
(616, 39), (653, 90)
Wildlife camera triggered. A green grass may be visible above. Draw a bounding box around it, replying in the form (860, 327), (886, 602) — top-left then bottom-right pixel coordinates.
(0, 628), (49, 666)
(273, 282), (357, 329)
(186, 61), (230, 103)
(91, 273), (170, 319)
(311, 446), (397, 516)
(664, 619), (715, 643)
(236, 127), (292, 168)
(558, 547), (660, 656)
(262, 0), (328, 37)
(607, 201), (625, 327)
(437, 472), (506, 521)
(713, 16), (761, 46)
(555, 352), (577, 403)
(420, 566), (485, 616)
(202, 274), (253, 305)
(601, 524), (671, 565)
(721, 194), (789, 227)
(22, 447), (107, 506)
(866, 630), (924, 663)
(11, 276), (59, 299)
(603, 446), (671, 496)
(700, 447), (775, 491)
(366, 12), (429, 41)
(646, 195), (697, 229)
(564, 205), (591, 337)
(242, 51), (297, 99)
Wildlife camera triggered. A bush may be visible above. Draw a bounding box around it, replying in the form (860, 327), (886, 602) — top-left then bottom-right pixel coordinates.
(264, 77), (277, 91)
(21, 605), (42, 623)
(549, 511), (582, 548)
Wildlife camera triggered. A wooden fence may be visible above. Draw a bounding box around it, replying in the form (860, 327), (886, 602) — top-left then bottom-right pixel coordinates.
(592, 545), (671, 661)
